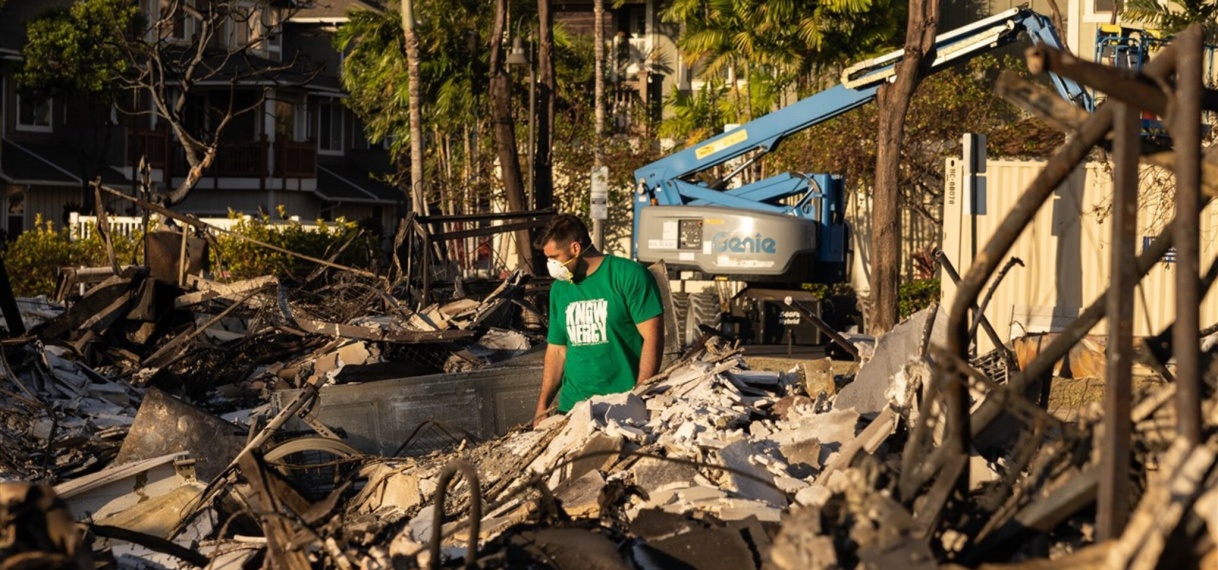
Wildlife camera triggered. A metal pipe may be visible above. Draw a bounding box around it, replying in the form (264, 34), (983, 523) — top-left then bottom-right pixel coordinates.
(969, 256), (1024, 345)
(1026, 45), (1169, 117)
(943, 102), (1115, 494)
(429, 459), (483, 570)
(964, 46), (1185, 440)
(1174, 27), (1204, 447)
(1097, 100), (1140, 541)
(936, 249), (1007, 357)
(786, 299), (860, 359)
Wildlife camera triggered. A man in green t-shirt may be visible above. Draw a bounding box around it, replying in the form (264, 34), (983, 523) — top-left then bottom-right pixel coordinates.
(532, 214), (664, 426)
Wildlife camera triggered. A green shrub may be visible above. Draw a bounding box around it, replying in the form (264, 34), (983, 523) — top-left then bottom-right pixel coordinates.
(209, 209), (374, 280)
(899, 278), (941, 319)
(2, 215), (144, 297)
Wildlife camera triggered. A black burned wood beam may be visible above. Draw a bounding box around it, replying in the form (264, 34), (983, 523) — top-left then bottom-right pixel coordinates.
(0, 255), (25, 337)
(1097, 100), (1140, 540)
(964, 465), (1099, 564)
(142, 288), (266, 369)
(430, 218), (551, 241)
(1026, 45), (1169, 116)
(91, 524), (209, 568)
(95, 184), (380, 280)
(418, 208), (553, 224)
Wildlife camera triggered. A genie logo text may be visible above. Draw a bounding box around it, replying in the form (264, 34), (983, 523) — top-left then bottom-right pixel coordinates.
(712, 231), (777, 254)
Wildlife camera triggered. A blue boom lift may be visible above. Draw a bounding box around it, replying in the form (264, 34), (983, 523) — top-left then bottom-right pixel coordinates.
(631, 7), (1093, 287)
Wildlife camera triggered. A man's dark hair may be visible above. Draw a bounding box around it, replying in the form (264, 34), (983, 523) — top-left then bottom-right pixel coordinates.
(534, 213), (592, 250)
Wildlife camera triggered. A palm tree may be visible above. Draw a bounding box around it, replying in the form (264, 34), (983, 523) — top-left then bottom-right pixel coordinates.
(1124, 0), (1218, 39)
(660, 0), (905, 131)
(337, 0), (491, 213)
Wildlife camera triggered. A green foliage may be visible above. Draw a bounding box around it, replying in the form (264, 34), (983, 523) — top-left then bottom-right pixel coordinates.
(18, 0), (142, 101)
(658, 80), (735, 145)
(1124, 0), (1218, 39)
(661, 0), (905, 84)
(209, 210), (372, 280)
(898, 278), (939, 319)
(762, 55), (1061, 225)
(335, 0), (491, 160)
(2, 215), (144, 297)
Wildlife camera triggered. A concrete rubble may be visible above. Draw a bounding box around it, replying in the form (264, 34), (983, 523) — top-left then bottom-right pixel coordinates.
(0, 257), (1214, 568)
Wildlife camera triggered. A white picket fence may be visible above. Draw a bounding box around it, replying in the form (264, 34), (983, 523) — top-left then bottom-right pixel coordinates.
(68, 212), (323, 240)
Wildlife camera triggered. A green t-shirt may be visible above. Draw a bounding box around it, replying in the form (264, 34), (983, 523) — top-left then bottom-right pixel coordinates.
(547, 255), (664, 412)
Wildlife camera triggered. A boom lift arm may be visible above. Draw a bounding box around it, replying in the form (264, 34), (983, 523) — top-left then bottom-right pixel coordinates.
(633, 7), (1091, 208)
(630, 7), (1092, 282)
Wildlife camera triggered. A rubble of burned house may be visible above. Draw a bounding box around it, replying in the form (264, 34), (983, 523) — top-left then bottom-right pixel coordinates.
(10, 39), (1218, 566)
(2, 266), (1217, 570)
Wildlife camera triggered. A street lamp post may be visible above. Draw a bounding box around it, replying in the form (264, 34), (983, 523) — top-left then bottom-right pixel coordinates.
(506, 35), (535, 210)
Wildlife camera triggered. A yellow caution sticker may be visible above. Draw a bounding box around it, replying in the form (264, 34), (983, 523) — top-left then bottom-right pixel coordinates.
(694, 129), (748, 160)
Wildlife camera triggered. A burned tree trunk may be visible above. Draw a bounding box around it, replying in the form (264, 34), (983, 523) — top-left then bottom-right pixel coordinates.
(535, 0), (555, 212)
(871, 0), (940, 334)
(489, 0), (533, 271)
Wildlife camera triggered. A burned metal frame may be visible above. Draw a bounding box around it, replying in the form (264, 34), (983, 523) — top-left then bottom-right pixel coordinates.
(908, 26), (1215, 544)
(397, 209), (554, 307)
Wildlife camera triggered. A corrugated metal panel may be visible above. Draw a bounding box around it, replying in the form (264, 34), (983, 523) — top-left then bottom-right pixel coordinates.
(847, 186), (942, 294)
(941, 158), (1218, 354)
(272, 358), (543, 456)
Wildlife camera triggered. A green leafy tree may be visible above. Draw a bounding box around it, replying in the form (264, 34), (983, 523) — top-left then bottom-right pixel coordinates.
(17, 0), (141, 102)
(336, 0), (493, 205)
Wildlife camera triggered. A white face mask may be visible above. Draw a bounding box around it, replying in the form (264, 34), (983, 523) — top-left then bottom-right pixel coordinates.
(547, 258), (575, 282)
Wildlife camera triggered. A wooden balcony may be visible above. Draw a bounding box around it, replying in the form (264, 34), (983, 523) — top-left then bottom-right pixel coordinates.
(274, 138), (316, 178)
(127, 128), (316, 184)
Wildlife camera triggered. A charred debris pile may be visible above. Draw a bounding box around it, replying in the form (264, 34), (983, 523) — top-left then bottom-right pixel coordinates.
(0, 253), (1212, 569)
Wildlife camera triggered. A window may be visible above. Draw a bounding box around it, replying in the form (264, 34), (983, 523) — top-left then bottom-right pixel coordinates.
(158, 0), (194, 42)
(274, 100), (309, 142)
(1094, 0), (1113, 13)
(16, 95), (52, 132)
(293, 102), (309, 142)
(316, 102), (344, 153)
(263, 8), (282, 57)
(6, 187), (25, 239)
(225, 4), (253, 49)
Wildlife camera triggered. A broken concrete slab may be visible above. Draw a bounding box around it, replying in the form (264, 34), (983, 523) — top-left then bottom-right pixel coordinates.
(835, 307), (947, 418)
(351, 463), (423, 516)
(554, 469), (606, 518)
(631, 456), (701, 493)
(589, 392), (649, 428)
(718, 441), (788, 507)
(803, 358), (836, 398)
(769, 408), (859, 452)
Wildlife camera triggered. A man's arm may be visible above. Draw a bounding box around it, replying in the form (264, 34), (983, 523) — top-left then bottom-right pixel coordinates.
(534, 343), (567, 427)
(635, 315), (664, 384)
